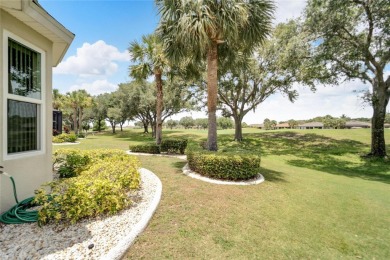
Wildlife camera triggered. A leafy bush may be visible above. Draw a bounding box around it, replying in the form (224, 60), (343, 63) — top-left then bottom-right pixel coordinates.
(129, 143), (160, 154)
(36, 150), (141, 224)
(53, 149), (127, 173)
(57, 152), (90, 178)
(77, 133), (86, 138)
(160, 139), (188, 154)
(52, 133), (78, 143)
(52, 136), (64, 143)
(187, 151), (261, 180)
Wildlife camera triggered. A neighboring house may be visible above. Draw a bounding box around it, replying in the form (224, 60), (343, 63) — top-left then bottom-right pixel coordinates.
(0, 0), (74, 213)
(345, 121), (371, 129)
(298, 122), (324, 129)
(249, 124), (264, 129)
(276, 123), (290, 129)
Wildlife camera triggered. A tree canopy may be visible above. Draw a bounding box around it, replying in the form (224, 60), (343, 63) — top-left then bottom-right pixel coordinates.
(303, 0), (390, 157)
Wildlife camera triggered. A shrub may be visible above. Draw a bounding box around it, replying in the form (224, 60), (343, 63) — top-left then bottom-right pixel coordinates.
(187, 151), (261, 181)
(53, 149), (127, 175)
(53, 129), (60, 136)
(63, 125), (70, 134)
(35, 150), (140, 225)
(58, 152), (90, 178)
(129, 143), (160, 154)
(77, 133), (86, 138)
(52, 136), (64, 143)
(52, 133), (78, 143)
(160, 139), (188, 154)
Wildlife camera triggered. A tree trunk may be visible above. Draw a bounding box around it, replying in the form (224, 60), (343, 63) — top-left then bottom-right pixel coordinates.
(143, 121), (149, 133)
(97, 119), (102, 132)
(233, 116), (243, 142)
(155, 71), (163, 145)
(73, 107), (78, 134)
(111, 122), (116, 134)
(206, 41), (218, 151)
(369, 81), (389, 157)
(151, 122), (156, 138)
(78, 109), (83, 135)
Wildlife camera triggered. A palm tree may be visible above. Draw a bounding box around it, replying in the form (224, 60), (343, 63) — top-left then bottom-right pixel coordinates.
(129, 34), (169, 145)
(65, 90), (92, 134)
(156, 0), (274, 151)
(52, 88), (63, 110)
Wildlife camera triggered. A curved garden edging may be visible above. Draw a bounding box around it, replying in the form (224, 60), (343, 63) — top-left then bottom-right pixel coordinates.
(102, 168), (162, 260)
(182, 163), (264, 185)
(52, 142), (80, 146)
(0, 168), (162, 259)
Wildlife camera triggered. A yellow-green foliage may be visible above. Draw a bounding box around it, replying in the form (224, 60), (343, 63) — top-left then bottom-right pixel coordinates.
(187, 151), (261, 180)
(36, 149), (141, 225)
(52, 133), (77, 143)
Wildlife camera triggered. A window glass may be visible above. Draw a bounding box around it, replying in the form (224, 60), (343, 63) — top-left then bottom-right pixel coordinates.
(7, 100), (39, 154)
(8, 39), (41, 99)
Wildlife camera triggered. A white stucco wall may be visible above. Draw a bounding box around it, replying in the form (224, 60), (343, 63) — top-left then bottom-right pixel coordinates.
(0, 9), (53, 213)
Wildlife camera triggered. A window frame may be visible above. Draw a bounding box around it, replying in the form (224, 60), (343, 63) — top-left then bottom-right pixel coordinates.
(3, 30), (46, 160)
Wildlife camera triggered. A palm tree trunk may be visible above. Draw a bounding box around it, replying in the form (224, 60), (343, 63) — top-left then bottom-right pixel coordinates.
(155, 72), (163, 145)
(207, 41), (218, 151)
(73, 107), (78, 134)
(369, 80), (389, 157)
(78, 108), (83, 135)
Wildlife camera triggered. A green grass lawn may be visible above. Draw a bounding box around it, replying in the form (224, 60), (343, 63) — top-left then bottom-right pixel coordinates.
(55, 128), (390, 259)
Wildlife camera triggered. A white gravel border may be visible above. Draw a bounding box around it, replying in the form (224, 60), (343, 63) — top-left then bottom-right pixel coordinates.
(0, 168), (162, 260)
(126, 150), (186, 160)
(101, 168), (162, 260)
(182, 163), (264, 185)
(52, 142), (80, 146)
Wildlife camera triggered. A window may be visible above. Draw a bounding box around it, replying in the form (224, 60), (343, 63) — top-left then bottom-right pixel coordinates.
(7, 100), (38, 153)
(4, 32), (45, 158)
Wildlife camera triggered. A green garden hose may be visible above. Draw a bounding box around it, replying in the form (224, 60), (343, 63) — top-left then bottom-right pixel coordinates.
(0, 171), (38, 224)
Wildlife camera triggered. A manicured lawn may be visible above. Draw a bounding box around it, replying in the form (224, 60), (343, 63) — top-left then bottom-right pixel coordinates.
(54, 128), (390, 259)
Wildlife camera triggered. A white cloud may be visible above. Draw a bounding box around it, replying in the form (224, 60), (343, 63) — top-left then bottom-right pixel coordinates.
(274, 0), (307, 24)
(54, 40), (130, 76)
(69, 79), (118, 95)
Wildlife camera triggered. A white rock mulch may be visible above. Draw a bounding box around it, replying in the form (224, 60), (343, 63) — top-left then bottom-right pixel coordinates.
(0, 168), (162, 260)
(126, 150), (186, 160)
(182, 163), (264, 185)
(52, 142), (81, 146)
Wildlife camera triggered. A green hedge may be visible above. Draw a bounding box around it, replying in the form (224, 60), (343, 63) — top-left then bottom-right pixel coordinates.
(160, 139), (188, 154)
(129, 143), (160, 154)
(187, 151), (261, 181)
(35, 149), (140, 225)
(52, 133), (78, 143)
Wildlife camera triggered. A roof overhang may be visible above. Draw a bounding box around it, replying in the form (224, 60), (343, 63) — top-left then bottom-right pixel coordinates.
(0, 0), (74, 66)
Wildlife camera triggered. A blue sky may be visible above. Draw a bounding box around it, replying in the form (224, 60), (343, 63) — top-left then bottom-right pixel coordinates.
(40, 0), (378, 124)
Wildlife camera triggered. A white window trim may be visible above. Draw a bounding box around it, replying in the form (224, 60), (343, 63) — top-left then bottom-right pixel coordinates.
(3, 30), (46, 160)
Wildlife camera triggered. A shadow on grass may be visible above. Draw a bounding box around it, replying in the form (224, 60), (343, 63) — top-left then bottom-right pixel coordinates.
(288, 157), (390, 184)
(172, 161), (186, 170)
(217, 131), (390, 184)
(260, 167), (287, 183)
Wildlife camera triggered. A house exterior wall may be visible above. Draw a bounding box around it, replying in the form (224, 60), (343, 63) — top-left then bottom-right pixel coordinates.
(0, 10), (53, 213)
